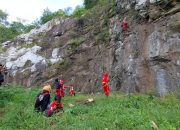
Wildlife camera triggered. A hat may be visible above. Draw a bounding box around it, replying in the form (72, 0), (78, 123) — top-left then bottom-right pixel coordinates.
(42, 84), (52, 92)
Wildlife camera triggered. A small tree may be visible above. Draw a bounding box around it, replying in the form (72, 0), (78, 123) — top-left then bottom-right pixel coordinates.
(10, 21), (26, 33)
(40, 8), (66, 25)
(0, 9), (8, 25)
(0, 25), (18, 43)
(55, 9), (66, 17)
(72, 5), (87, 18)
(24, 24), (36, 33)
(40, 8), (54, 24)
(84, 0), (99, 9)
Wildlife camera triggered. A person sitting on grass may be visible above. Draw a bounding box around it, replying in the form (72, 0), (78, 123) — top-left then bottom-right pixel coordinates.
(34, 83), (52, 113)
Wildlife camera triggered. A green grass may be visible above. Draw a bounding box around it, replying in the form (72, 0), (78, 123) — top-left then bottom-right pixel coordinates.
(0, 85), (180, 130)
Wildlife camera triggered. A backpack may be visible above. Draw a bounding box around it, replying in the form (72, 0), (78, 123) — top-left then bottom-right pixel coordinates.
(34, 92), (49, 111)
(38, 94), (44, 101)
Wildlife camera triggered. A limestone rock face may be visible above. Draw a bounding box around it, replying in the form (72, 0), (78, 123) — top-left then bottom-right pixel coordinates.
(0, 1), (179, 96)
(0, 18), (74, 87)
(112, 0), (180, 95)
(147, 31), (180, 96)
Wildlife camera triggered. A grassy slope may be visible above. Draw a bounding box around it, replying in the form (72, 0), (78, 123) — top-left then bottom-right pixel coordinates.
(0, 85), (180, 130)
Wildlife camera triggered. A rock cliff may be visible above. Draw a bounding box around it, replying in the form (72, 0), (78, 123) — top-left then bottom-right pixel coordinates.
(0, 0), (179, 96)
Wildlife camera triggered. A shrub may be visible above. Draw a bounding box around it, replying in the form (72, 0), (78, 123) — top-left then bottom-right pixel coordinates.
(95, 27), (110, 44)
(84, 0), (99, 9)
(72, 6), (87, 18)
(40, 8), (66, 24)
(67, 37), (85, 50)
(170, 20), (180, 33)
(59, 59), (72, 70)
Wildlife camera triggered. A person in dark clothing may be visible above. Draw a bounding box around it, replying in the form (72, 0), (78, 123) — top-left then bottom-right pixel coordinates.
(34, 84), (52, 112)
(0, 64), (4, 86)
(0, 72), (4, 86)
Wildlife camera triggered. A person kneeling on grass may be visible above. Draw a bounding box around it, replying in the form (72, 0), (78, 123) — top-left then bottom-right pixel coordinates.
(45, 96), (64, 117)
(34, 83), (52, 113)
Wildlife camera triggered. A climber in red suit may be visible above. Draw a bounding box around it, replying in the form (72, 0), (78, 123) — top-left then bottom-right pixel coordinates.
(59, 80), (65, 97)
(102, 72), (110, 96)
(122, 17), (128, 31)
(69, 86), (75, 96)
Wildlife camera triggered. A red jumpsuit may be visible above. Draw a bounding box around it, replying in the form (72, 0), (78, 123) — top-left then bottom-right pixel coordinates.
(102, 72), (110, 96)
(122, 17), (128, 31)
(59, 80), (65, 97)
(47, 101), (63, 116)
(69, 86), (75, 96)
(48, 101), (57, 114)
